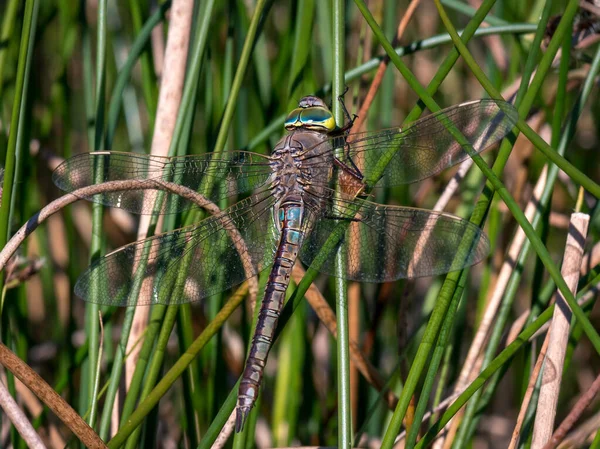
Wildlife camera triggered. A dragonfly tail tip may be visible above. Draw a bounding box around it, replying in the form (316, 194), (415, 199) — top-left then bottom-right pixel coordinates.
(235, 407), (250, 432)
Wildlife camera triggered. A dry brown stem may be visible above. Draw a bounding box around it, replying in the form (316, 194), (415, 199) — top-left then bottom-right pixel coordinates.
(0, 343), (107, 448)
(127, 0), (194, 398)
(532, 213), (590, 448)
(0, 180), (258, 300)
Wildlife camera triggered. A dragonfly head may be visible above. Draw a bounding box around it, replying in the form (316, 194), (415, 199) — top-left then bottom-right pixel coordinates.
(284, 96), (336, 133)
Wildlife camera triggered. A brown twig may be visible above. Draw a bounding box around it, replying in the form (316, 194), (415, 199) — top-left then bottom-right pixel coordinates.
(0, 342), (107, 448)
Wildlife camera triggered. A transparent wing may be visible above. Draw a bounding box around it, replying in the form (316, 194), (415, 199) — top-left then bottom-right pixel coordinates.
(52, 151), (273, 214)
(75, 189), (279, 306)
(304, 99), (518, 186)
(299, 190), (489, 281)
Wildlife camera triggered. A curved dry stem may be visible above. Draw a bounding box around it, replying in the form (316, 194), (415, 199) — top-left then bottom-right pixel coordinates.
(0, 180), (259, 304)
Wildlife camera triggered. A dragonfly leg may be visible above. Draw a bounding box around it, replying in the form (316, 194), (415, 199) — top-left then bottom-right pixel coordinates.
(336, 103), (358, 134)
(334, 156), (364, 184)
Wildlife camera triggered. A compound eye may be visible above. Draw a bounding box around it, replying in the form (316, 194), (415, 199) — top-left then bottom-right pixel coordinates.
(299, 107), (336, 131)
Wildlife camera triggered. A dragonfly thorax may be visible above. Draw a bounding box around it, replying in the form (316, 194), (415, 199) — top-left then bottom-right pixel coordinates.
(269, 129), (333, 220)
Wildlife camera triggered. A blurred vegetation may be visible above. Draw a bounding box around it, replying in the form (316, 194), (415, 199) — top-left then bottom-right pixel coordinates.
(0, 0), (599, 448)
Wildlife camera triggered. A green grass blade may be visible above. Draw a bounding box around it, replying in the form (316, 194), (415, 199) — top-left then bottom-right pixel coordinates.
(0, 0), (38, 274)
(332, 0), (352, 446)
(432, 0), (600, 353)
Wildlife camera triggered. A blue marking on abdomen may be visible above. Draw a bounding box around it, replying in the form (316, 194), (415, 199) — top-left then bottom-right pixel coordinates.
(286, 230), (301, 244)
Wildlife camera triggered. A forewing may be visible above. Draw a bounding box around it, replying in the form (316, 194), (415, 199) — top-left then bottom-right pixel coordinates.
(52, 151), (273, 214)
(299, 192), (489, 281)
(75, 190), (279, 306)
(323, 99), (517, 186)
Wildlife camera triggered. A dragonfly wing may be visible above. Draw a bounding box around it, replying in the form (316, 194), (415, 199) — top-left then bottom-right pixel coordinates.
(299, 193), (489, 281)
(328, 99), (518, 186)
(75, 189), (279, 306)
(52, 151), (273, 214)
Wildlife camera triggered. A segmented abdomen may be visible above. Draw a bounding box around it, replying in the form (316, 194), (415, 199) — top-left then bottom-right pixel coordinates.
(235, 202), (305, 431)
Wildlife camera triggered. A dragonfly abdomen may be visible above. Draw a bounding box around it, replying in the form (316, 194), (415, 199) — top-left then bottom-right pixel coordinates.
(236, 201), (306, 431)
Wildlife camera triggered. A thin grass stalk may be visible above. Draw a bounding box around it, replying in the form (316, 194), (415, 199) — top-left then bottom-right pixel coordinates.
(454, 25), (580, 449)
(211, 0), (268, 157)
(103, 285), (245, 448)
(433, 0), (600, 348)
(122, 2), (194, 441)
(114, 0), (213, 437)
(3, 7), (39, 430)
(0, 0), (36, 283)
(97, 4), (169, 440)
(127, 0), (159, 130)
(124, 305), (180, 449)
(0, 0), (19, 101)
(105, 1), (170, 146)
(509, 332), (551, 449)
(113, 309), (167, 428)
(440, 0), (509, 26)
(404, 272), (467, 449)
(466, 37), (600, 445)
(7, 2), (37, 235)
(434, 0), (600, 198)
(185, 18), (220, 431)
(177, 304), (202, 445)
(332, 0), (351, 447)
(413, 305), (555, 449)
(83, 0), (108, 430)
(247, 23), (537, 151)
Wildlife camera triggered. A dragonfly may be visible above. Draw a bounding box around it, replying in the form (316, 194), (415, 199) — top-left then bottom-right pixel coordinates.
(53, 96), (518, 431)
